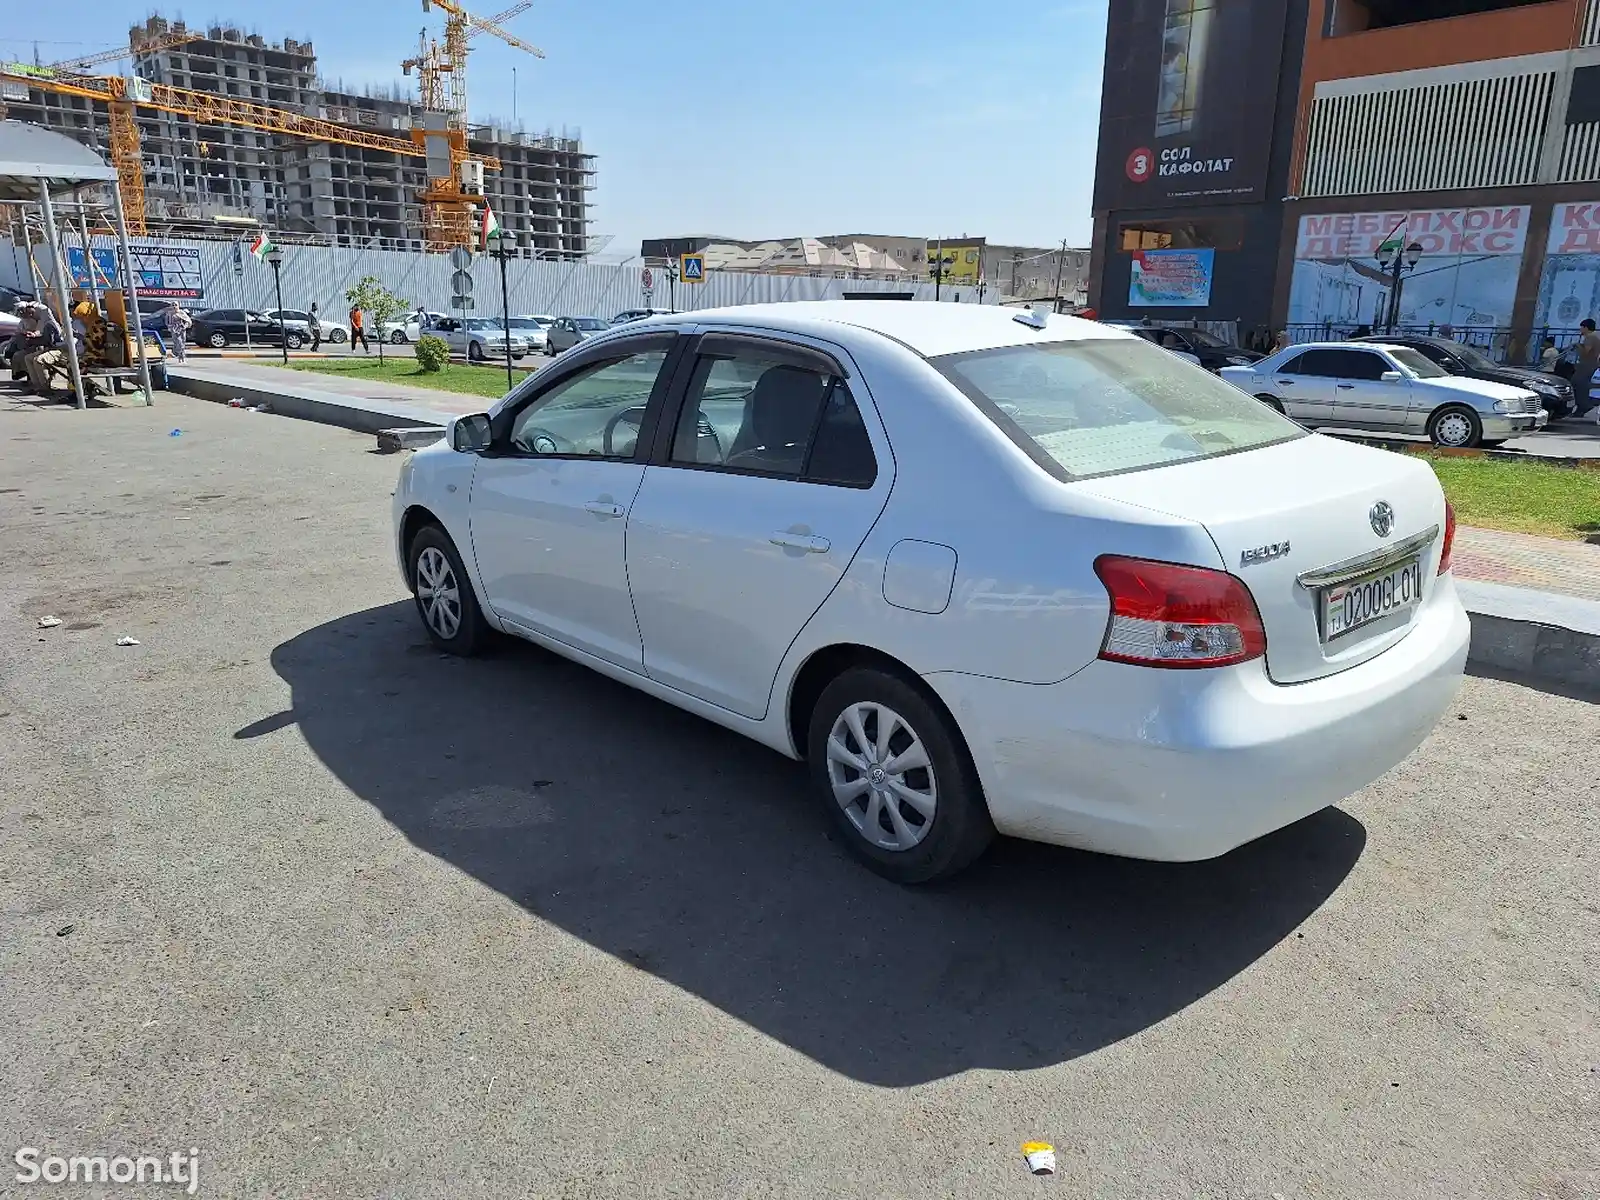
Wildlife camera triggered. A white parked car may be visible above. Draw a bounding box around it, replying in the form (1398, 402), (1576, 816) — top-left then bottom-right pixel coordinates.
(1220, 341), (1546, 447)
(380, 311), (452, 344)
(261, 308), (348, 344)
(507, 315), (554, 350)
(392, 303), (1469, 883)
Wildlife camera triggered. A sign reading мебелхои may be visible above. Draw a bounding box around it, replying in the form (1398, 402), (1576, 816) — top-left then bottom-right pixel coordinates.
(1129, 248), (1214, 307)
(1535, 202), (1600, 330)
(1093, 0), (1287, 211)
(1287, 206), (1529, 332)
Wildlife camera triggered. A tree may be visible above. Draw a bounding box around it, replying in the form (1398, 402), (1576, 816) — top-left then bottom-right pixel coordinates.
(345, 275), (409, 364)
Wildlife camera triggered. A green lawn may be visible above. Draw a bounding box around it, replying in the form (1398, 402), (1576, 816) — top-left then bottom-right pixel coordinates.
(289, 358), (531, 400)
(1419, 453), (1600, 540)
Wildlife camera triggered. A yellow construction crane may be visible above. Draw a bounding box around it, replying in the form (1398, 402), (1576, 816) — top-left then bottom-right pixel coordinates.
(0, 65), (498, 243)
(400, 1), (543, 247)
(41, 28), (201, 74)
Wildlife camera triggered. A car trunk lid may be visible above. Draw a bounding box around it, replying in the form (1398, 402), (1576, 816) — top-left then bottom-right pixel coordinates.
(1073, 434), (1448, 683)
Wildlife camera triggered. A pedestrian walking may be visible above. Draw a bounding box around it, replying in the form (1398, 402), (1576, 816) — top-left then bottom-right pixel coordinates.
(349, 304), (369, 354)
(1572, 319), (1600, 420)
(308, 301), (322, 352)
(161, 302), (191, 365)
(1273, 329), (1290, 353)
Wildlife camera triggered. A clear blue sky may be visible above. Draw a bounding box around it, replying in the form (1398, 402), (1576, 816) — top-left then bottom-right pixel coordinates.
(2, 1), (1108, 258)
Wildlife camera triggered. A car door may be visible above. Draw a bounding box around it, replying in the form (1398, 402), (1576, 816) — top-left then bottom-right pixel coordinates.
(467, 334), (677, 670)
(1330, 347), (1409, 429)
(624, 332), (891, 719)
(433, 317), (462, 354)
(1268, 349), (1338, 423)
(549, 319), (572, 352)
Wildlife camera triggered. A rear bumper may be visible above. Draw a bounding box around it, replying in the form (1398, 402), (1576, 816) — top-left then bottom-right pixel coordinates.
(924, 576), (1470, 861)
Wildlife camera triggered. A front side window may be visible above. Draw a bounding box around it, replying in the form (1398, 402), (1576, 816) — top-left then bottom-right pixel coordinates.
(1336, 351), (1389, 381)
(933, 336), (1300, 481)
(507, 349), (668, 459)
(669, 343), (877, 486)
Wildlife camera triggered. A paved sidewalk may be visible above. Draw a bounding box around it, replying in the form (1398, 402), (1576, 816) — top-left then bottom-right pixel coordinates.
(169, 359), (494, 421)
(1453, 525), (1600, 602)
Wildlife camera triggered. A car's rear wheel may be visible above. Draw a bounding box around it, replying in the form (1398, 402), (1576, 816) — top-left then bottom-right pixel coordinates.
(1255, 393), (1285, 413)
(408, 524), (489, 655)
(207, 330), (228, 348)
(1428, 405), (1482, 448)
(807, 667), (993, 884)
(389, 329), (407, 345)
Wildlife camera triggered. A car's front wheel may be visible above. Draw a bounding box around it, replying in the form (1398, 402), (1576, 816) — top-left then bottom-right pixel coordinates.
(206, 331), (228, 348)
(328, 328), (347, 344)
(408, 524), (490, 655)
(284, 331), (303, 350)
(1428, 405), (1482, 448)
(389, 329), (408, 345)
(468, 341), (484, 362)
(807, 666), (994, 884)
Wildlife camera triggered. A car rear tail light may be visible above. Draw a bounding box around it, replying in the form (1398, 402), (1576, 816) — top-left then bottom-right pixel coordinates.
(1093, 555), (1267, 669)
(1438, 501), (1456, 576)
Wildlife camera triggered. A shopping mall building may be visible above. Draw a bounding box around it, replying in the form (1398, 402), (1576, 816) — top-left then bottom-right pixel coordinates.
(1088, 0), (1600, 361)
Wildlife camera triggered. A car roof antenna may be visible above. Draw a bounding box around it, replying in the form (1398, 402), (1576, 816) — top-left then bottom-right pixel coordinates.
(1013, 306), (1050, 331)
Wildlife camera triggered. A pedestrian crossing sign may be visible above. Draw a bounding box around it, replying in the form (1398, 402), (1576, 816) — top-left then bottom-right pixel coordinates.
(680, 253), (706, 283)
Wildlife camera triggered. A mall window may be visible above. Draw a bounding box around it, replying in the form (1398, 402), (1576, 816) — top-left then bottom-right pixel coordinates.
(1156, 0), (1215, 138)
(1326, 0), (1546, 36)
(1118, 216), (1243, 252)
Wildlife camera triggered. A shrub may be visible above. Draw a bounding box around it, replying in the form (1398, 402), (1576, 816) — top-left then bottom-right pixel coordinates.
(414, 334), (449, 373)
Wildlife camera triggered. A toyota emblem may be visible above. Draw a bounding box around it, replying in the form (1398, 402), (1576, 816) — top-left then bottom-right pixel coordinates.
(1369, 501), (1395, 538)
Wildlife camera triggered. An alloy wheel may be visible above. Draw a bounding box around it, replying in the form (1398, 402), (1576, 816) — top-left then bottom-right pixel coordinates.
(1435, 412), (1474, 447)
(414, 546), (462, 639)
(825, 701), (938, 852)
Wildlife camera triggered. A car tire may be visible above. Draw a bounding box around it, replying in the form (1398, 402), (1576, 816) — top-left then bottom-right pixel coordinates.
(468, 341), (484, 362)
(1428, 405), (1482, 449)
(407, 524), (490, 656)
(390, 330), (408, 345)
(1255, 393), (1285, 414)
(806, 666), (994, 884)
(207, 331), (228, 348)
(329, 329), (347, 344)
(284, 332), (303, 350)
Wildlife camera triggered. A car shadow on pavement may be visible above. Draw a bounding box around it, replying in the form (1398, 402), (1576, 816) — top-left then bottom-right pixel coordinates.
(264, 601), (1366, 1087)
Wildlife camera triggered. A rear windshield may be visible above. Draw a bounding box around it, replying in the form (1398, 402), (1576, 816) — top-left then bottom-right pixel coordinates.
(1389, 347), (1447, 378)
(931, 336), (1302, 481)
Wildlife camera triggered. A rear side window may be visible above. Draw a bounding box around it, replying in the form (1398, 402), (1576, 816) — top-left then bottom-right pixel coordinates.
(1292, 349), (1344, 377)
(669, 343), (877, 486)
(932, 336), (1301, 481)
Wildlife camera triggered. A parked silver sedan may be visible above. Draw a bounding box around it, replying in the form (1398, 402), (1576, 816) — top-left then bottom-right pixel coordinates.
(1220, 342), (1547, 448)
(545, 316), (611, 355)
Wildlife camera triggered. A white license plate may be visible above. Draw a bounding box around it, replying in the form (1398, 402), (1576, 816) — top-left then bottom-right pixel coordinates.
(1322, 557), (1423, 642)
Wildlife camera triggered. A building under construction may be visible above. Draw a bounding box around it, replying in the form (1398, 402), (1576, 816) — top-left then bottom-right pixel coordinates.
(0, 15), (594, 256)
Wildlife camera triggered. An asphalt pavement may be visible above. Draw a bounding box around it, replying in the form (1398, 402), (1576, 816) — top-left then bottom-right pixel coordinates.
(0, 394), (1595, 1199)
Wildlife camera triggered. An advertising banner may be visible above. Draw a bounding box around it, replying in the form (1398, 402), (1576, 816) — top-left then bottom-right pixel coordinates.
(1129, 248), (1213, 307)
(1094, 0), (1287, 211)
(1287, 206), (1529, 332)
(65, 244), (204, 300)
(1534, 201), (1600, 330)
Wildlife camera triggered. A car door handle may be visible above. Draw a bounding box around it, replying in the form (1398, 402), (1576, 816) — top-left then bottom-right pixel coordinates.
(1277, 379), (1296, 385)
(769, 531), (831, 554)
(1337, 383), (1355, 390)
(583, 501), (625, 519)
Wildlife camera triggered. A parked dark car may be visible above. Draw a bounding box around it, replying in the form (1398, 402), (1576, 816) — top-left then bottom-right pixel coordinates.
(1107, 321), (1264, 372)
(189, 308), (305, 350)
(610, 307), (679, 325)
(1353, 333), (1573, 420)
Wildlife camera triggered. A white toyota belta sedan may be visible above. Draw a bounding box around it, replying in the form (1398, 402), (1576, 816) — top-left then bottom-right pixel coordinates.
(392, 302), (1470, 883)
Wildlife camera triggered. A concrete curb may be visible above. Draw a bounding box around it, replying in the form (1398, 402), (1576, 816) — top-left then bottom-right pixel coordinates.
(1458, 580), (1600, 691)
(1327, 431), (1600, 469)
(377, 426), (447, 453)
(167, 368), (445, 437)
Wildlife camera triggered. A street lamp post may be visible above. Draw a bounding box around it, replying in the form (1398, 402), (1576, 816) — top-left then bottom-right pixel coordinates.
(264, 245), (287, 365)
(486, 228), (514, 392)
(929, 247), (956, 301)
(1376, 239), (1424, 334)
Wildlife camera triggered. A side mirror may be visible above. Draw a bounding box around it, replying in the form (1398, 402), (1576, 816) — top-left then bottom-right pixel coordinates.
(451, 413), (492, 453)
(1380, 370), (1403, 382)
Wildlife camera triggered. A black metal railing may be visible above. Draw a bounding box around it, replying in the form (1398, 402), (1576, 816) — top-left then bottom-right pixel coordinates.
(1283, 322), (1583, 366)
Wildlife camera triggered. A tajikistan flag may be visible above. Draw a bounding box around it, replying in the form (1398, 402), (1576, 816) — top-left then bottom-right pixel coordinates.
(248, 233), (277, 261)
(480, 205), (501, 250)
